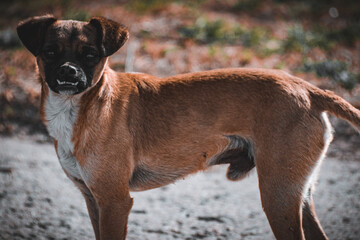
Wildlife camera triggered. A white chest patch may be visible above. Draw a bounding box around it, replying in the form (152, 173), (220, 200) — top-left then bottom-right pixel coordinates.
(45, 91), (82, 180)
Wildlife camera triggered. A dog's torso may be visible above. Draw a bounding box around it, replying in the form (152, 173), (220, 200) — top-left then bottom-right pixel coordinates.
(42, 68), (318, 191)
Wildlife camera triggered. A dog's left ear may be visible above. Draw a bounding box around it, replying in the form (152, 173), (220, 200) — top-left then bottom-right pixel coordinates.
(17, 15), (57, 56)
(89, 17), (129, 57)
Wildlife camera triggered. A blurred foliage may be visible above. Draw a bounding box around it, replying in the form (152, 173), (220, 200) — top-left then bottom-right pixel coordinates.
(239, 49), (253, 66)
(0, 0), (90, 48)
(178, 17), (283, 58)
(126, 0), (205, 14)
(0, 0), (91, 27)
(178, 17), (271, 48)
(282, 24), (333, 53)
(178, 17), (227, 43)
(282, 23), (360, 53)
(0, 29), (22, 49)
(274, 0), (360, 19)
(177, 14), (360, 90)
(237, 26), (270, 48)
(125, 0), (172, 14)
(231, 0), (263, 12)
(312, 25), (360, 48)
(63, 9), (91, 21)
(303, 60), (360, 90)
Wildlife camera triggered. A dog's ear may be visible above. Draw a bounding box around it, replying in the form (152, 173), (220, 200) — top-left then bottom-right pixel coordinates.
(89, 17), (129, 57)
(17, 15), (57, 56)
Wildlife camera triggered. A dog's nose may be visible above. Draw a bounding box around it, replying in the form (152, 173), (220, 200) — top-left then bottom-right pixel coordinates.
(58, 63), (79, 78)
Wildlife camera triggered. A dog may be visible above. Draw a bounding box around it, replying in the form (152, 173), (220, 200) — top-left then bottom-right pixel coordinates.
(17, 15), (360, 240)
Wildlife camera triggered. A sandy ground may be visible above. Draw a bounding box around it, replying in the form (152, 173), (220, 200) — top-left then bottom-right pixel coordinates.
(0, 126), (360, 240)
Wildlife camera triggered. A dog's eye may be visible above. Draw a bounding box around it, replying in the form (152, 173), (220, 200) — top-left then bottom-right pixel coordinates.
(47, 51), (55, 56)
(84, 51), (98, 60)
(86, 53), (96, 59)
(82, 47), (99, 61)
(44, 49), (57, 58)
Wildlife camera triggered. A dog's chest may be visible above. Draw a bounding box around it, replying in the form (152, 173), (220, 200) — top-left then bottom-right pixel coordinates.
(45, 92), (82, 180)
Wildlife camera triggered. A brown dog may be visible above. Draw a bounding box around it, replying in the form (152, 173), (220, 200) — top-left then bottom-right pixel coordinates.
(17, 15), (360, 240)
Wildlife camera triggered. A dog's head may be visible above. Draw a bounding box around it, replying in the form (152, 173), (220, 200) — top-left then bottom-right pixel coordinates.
(17, 15), (129, 95)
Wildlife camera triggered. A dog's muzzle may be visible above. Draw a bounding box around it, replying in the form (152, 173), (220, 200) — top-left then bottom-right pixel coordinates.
(56, 62), (87, 95)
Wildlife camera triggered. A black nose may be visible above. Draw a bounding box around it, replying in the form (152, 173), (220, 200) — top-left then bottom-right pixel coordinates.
(58, 63), (79, 77)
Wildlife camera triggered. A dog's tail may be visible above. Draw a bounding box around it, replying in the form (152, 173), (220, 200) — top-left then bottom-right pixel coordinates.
(309, 88), (360, 132)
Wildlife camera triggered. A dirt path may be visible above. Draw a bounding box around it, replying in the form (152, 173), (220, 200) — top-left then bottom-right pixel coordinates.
(0, 136), (359, 240)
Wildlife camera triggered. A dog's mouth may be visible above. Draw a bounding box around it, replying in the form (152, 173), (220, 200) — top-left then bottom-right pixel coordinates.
(57, 79), (79, 86)
(55, 79), (81, 95)
(48, 62), (89, 96)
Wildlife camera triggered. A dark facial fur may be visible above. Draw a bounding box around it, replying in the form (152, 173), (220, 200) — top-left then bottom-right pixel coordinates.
(40, 20), (101, 95)
(17, 15), (129, 96)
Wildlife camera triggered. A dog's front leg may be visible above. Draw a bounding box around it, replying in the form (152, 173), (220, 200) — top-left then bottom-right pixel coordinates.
(73, 178), (100, 239)
(74, 173), (133, 240)
(98, 192), (133, 240)
(87, 158), (133, 240)
(85, 192), (101, 239)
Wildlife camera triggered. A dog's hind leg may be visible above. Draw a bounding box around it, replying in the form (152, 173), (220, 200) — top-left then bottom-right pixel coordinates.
(302, 188), (328, 240)
(255, 116), (330, 240)
(301, 113), (332, 240)
(256, 154), (306, 240)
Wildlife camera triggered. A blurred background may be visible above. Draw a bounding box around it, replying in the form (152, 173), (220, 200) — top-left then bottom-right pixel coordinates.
(0, 1), (359, 240)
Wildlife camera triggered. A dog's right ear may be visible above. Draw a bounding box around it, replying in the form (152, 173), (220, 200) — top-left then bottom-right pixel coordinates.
(17, 15), (57, 56)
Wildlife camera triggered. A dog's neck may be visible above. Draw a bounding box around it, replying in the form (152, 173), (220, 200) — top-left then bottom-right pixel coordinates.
(42, 88), (82, 179)
(44, 90), (79, 140)
(39, 66), (118, 146)
(40, 71), (109, 179)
